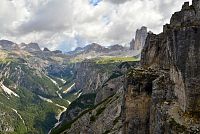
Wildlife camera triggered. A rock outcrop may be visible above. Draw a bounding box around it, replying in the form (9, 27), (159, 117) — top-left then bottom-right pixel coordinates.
(133, 26), (148, 50)
(0, 40), (42, 52)
(109, 44), (125, 51)
(72, 61), (110, 94)
(23, 43), (41, 52)
(142, 0), (200, 112)
(53, 91), (124, 134)
(0, 40), (16, 51)
(43, 47), (50, 52)
(129, 39), (135, 50)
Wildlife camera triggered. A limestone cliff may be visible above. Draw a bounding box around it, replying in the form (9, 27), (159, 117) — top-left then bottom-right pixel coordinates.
(142, 0), (200, 112)
(72, 61), (112, 94)
(133, 26), (148, 50)
(129, 39), (135, 50)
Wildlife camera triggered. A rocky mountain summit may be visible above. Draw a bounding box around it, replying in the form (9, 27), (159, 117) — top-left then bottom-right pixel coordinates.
(67, 43), (140, 61)
(67, 26), (149, 61)
(0, 40), (42, 52)
(51, 1), (200, 134)
(130, 26), (148, 50)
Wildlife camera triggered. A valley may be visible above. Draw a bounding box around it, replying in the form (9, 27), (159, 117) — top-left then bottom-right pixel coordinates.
(0, 39), (139, 134)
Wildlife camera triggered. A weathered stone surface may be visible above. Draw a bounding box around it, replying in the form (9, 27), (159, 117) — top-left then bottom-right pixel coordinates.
(43, 47), (50, 51)
(73, 61), (110, 94)
(60, 91), (124, 134)
(129, 38), (135, 50)
(123, 68), (161, 134)
(142, 0), (200, 112)
(134, 26), (148, 50)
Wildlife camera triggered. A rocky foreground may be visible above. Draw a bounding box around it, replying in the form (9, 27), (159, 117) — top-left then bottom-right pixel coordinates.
(51, 1), (200, 134)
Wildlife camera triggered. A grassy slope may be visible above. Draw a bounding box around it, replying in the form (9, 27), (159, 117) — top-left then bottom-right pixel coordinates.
(0, 61), (77, 134)
(95, 57), (140, 64)
(70, 56), (140, 64)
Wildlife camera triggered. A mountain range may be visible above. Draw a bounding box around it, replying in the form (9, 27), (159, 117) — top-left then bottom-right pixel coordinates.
(0, 27), (142, 133)
(1, 1), (200, 134)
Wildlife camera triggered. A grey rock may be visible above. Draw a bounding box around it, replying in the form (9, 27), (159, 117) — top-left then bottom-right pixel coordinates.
(134, 26), (148, 50)
(142, 0), (200, 112)
(129, 38), (135, 50)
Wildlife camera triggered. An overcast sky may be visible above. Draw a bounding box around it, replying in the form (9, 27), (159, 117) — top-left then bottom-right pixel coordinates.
(0, 0), (192, 51)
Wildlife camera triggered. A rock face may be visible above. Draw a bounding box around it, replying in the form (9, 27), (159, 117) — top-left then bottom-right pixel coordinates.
(109, 44), (125, 51)
(50, 61), (137, 134)
(60, 91), (124, 134)
(142, 0), (200, 112)
(51, 89), (124, 134)
(72, 61), (110, 94)
(124, 68), (178, 134)
(43, 47), (50, 51)
(134, 26), (148, 50)
(52, 50), (62, 54)
(0, 40), (15, 50)
(129, 38), (135, 50)
(23, 43), (41, 52)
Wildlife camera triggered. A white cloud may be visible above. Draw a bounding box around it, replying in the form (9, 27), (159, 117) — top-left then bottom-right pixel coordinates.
(0, 0), (192, 51)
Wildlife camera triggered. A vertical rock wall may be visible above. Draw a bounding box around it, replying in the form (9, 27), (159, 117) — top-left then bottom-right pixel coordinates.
(141, 1), (200, 112)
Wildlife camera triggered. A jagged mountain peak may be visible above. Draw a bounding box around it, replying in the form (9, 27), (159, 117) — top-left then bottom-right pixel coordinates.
(23, 42), (41, 52)
(0, 40), (41, 52)
(84, 43), (106, 52)
(109, 44), (124, 51)
(0, 40), (15, 45)
(130, 26), (148, 50)
(0, 40), (17, 51)
(43, 47), (50, 51)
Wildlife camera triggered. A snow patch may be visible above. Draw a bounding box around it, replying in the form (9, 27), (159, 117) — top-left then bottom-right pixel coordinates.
(77, 92), (82, 98)
(74, 90), (81, 95)
(38, 95), (67, 122)
(47, 99), (68, 134)
(63, 83), (75, 93)
(0, 83), (19, 97)
(56, 91), (63, 99)
(46, 75), (58, 86)
(46, 75), (63, 91)
(57, 78), (66, 84)
(74, 90), (82, 98)
(55, 104), (67, 120)
(38, 95), (53, 103)
(11, 108), (25, 125)
(67, 100), (71, 105)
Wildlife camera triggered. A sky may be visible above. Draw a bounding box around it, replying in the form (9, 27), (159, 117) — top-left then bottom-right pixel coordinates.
(0, 0), (192, 51)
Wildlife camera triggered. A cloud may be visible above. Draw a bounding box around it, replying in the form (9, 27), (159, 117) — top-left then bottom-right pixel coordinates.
(19, 0), (74, 33)
(106, 0), (131, 4)
(0, 0), (192, 51)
